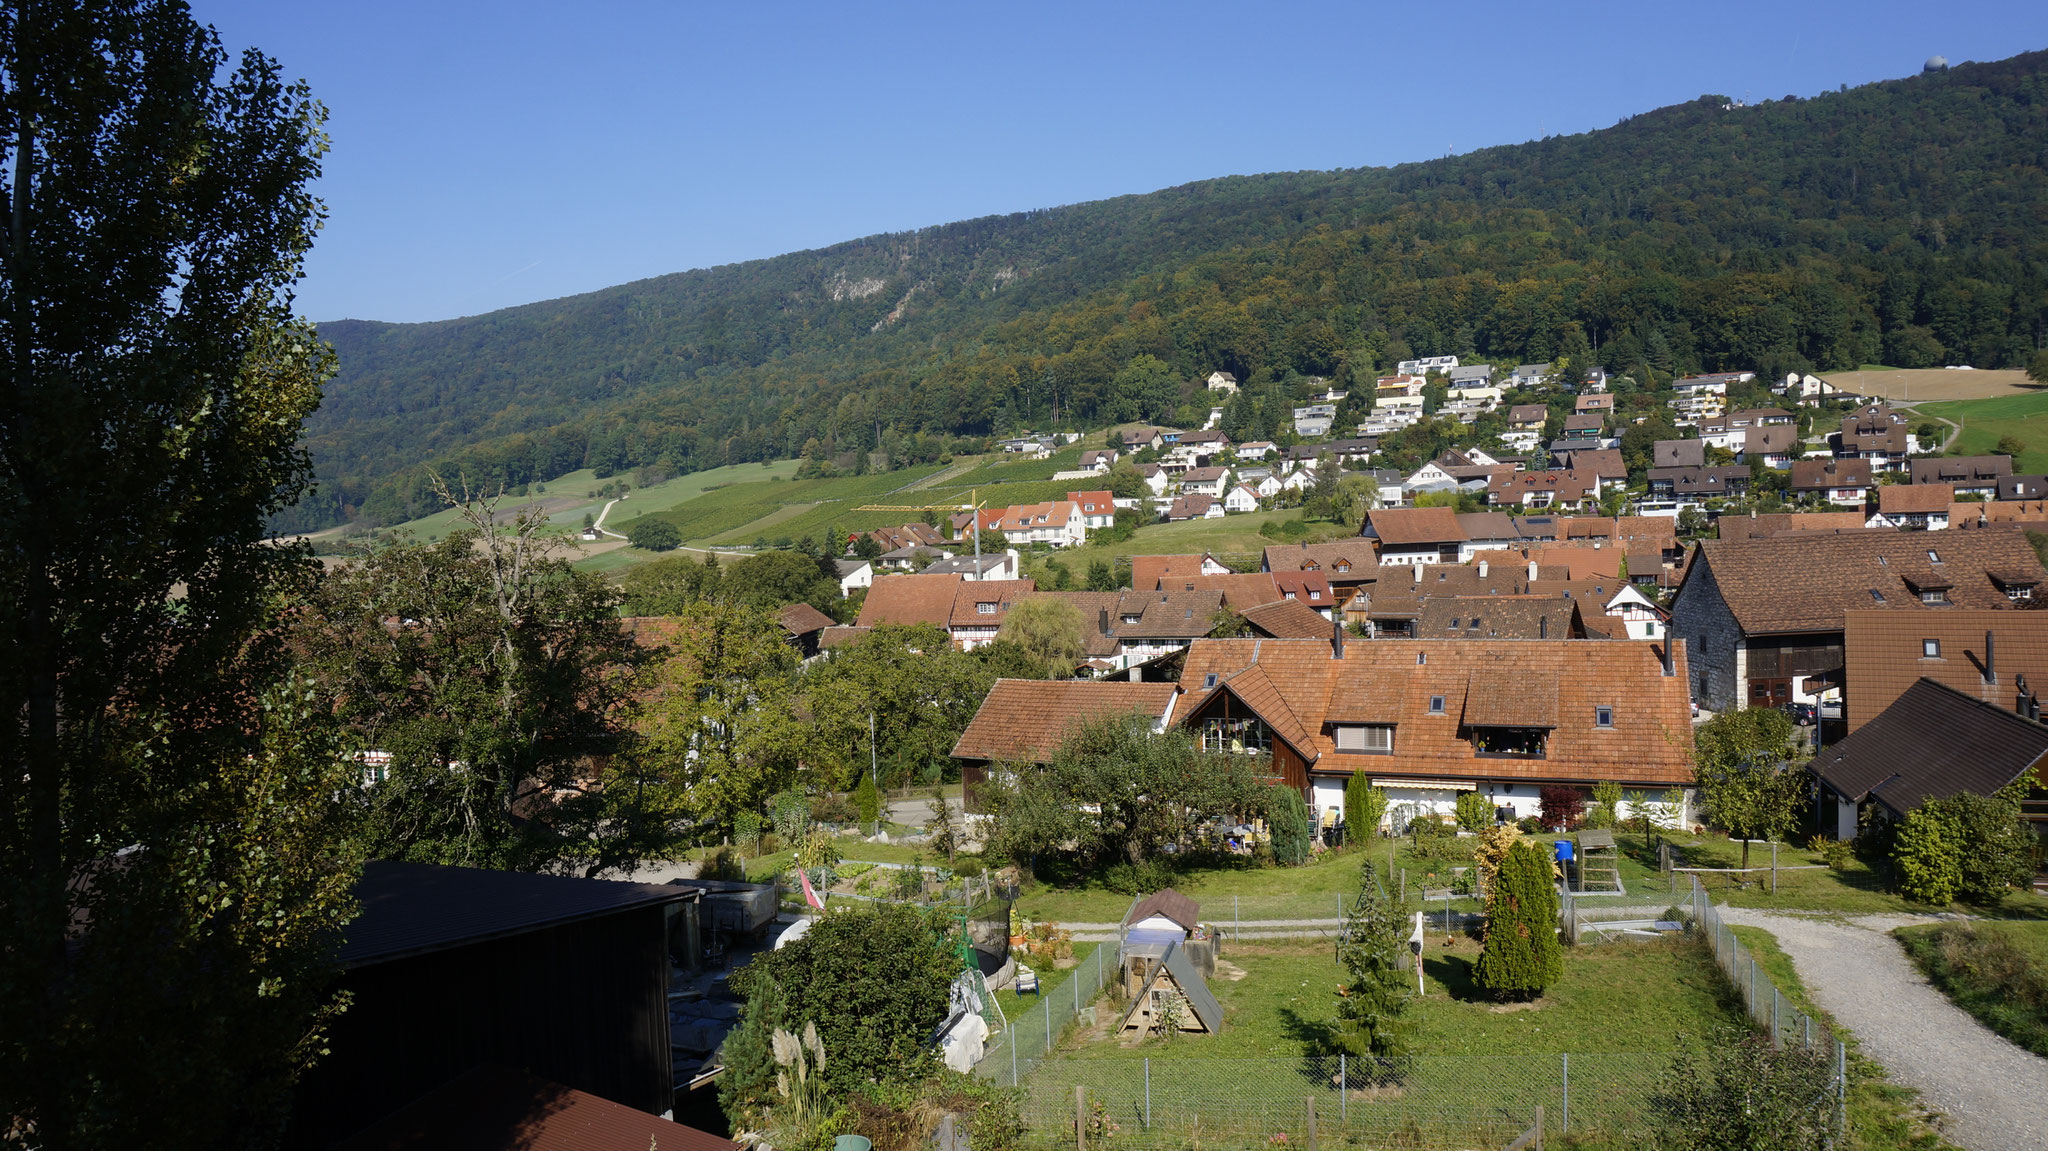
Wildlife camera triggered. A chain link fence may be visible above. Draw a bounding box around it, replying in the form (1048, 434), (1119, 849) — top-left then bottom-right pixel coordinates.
(977, 944), (1112, 1087)
(1014, 1053), (1670, 1149)
(1688, 877), (1848, 1073)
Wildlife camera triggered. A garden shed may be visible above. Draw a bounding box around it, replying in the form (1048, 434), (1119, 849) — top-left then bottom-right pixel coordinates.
(1122, 888), (1200, 946)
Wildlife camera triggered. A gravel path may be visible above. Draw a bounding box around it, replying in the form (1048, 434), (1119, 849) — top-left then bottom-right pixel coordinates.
(1718, 908), (2048, 1151)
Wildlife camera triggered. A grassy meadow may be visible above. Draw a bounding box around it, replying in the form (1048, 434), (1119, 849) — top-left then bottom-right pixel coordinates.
(1914, 389), (2048, 474)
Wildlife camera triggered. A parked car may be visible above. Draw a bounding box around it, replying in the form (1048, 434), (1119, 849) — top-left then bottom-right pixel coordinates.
(1818, 699), (1844, 721)
(1780, 701), (1817, 726)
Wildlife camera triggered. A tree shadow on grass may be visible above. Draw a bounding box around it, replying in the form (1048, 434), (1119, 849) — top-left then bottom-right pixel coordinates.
(1423, 952), (1487, 1003)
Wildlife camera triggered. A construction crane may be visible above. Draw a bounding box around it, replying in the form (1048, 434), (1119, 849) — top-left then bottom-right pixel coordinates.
(854, 490), (993, 570)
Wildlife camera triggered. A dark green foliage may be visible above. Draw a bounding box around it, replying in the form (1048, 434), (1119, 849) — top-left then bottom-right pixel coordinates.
(718, 969), (787, 1117)
(854, 769), (881, 825)
(1893, 776), (2036, 905)
(1345, 773), (1387, 837)
(617, 551), (726, 615)
(290, 53), (2048, 531)
(1898, 924), (2048, 1057)
(1268, 785), (1313, 867)
(1693, 707), (1802, 868)
(1474, 840), (1563, 1000)
(1453, 790), (1493, 832)
(728, 904), (959, 1098)
(1651, 1028), (1836, 1151)
(626, 517), (681, 551)
(981, 716), (1268, 871)
(1331, 860), (1414, 1065)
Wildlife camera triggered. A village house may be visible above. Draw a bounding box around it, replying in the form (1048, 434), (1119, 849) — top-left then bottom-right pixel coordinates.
(1574, 393), (1615, 415)
(1840, 608), (2048, 731)
(1448, 363), (1495, 390)
(1668, 391), (1728, 427)
(1223, 484), (1262, 513)
(1038, 588), (1228, 674)
(1244, 470), (1283, 499)
(1504, 403), (1548, 451)
(1740, 424), (1800, 467)
(1179, 466), (1230, 498)
(1487, 468), (1602, 510)
(1262, 539), (1380, 597)
(1667, 528), (2048, 713)
(1911, 455), (2012, 496)
(1867, 483), (1955, 531)
(952, 680), (1182, 809)
(1672, 371), (1754, 395)
(1240, 596), (1344, 639)
(1548, 446), (1626, 487)
(1293, 404), (1337, 438)
(1789, 459), (1875, 506)
(1166, 429), (1231, 468)
(855, 573), (965, 630)
(999, 500), (1086, 548)
(1174, 633), (1696, 831)
(1166, 493), (1224, 521)
(1362, 506), (1471, 565)
(1714, 510), (1871, 540)
(1601, 584), (1670, 639)
(1067, 489), (1117, 531)
(834, 557), (873, 598)
(1080, 448), (1118, 473)
(1398, 355), (1461, 375)
(1133, 462), (1171, 496)
(1832, 404), (1916, 471)
(1130, 553), (1232, 590)
(947, 579), (1042, 650)
(1808, 677), (2048, 841)
(1509, 363), (1552, 389)
(1205, 370), (1240, 394)
(1995, 475), (2048, 501)
(1237, 440), (1277, 460)
(1646, 465), (1751, 502)
(922, 550), (1021, 581)
(1354, 558), (1627, 637)
(1414, 596), (1590, 640)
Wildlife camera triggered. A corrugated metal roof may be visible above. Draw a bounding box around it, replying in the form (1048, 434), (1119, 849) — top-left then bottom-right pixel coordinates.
(339, 862), (691, 968)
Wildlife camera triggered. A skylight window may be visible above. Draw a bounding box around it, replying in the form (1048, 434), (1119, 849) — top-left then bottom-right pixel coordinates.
(1922, 639), (1941, 658)
(1870, 589), (1886, 602)
(1594, 706), (1614, 728)
(1428, 695), (1446, 715)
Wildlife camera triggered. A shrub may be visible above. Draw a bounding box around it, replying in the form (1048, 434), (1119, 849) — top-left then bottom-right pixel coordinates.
(854, 770), (881, 825)
(1102, 858), (1177, 895)
(1584, 780), (1623, 830)
(1516, 815), (1543, 835)
(1651, 1028), (1835, 1151)
(1948, 788), (2037, 903)
(1538, 785), (1585, 830)
(813, 792), (858, 825)
(771, 789), (811, 843)
(1899, 923), (2048, 1057)
(1473, 839), (1562, 1000)
(1268, 785), (1313, 867)
(701, 846), (748, 882)
(1454, 790), (1494, 832)
(1893, 803), (1961, 904)
(1474, 822), (1523, 897)
(1346, 773), (1388, 837)
(734, 810), (765, 853)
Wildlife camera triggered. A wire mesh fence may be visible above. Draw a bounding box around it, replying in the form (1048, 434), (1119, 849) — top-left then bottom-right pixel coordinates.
(978, 944), (1114, 1087)
(1688, 876), (1846, 1069)
(1014, 1053), (1673, 1149)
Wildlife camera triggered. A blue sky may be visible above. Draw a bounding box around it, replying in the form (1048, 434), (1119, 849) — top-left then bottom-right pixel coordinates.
(191, 1), (2048, 325)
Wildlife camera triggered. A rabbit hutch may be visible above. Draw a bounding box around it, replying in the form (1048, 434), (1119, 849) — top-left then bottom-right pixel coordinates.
(1116, 889), (1223, 1036)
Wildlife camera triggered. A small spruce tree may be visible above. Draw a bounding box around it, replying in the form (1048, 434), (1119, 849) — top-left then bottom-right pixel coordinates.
(1332, 859), (1415, 1070)
(1268, 785), (1313, 866)
(853, 770), (881, 826)
(1474, 839), (1563, 1001)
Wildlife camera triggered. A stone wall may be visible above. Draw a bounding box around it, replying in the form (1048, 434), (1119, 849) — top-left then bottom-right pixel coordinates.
(1669, 556), (1743, 712)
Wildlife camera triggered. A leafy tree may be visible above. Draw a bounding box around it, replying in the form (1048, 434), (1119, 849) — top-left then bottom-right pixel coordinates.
(1473, 840), (1563, 1001)
(1331, 859), (1414, 1065)
(1346, 774), (1389, 838)
(851, 532), (885, 561)
(633, 600), (805, 830)
(981, 716), (1266, 869)
(2029, 349), (2048, 388)
(1997, 433), (2027, 457)
(1693, 708), (1802, 868)
(727, 904), (958, 1098)
(1110, 354), (1181, 423)
(300, 502), (649, 870)
(798, 623), (1017, 789)
(1335, 471), (1380, 529)
(924, 787), (960, 863)
(1268, 785), (1313, 866)
(1086, 558), (1117, 591)
(627, 517), (681, 551)
(1893, 776), (2036, 905)
(853, 769), (882, 825)
(1304, 452), (1341, 520)
(723, 549), (841, 615)
(617, 551), (724, 615)
(1107, 461), (1149, 499)
(994, 595), (1087, 678)
(0, 6), (353, 1144)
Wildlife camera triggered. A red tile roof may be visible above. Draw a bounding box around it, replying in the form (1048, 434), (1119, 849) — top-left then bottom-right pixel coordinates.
(950, 679), (1180, 763)
(1129, 555), (1217, 592)
(1878, 483), (1954, 515)
(1181, 572), (1285, 609)
(1262, 540), (1381, 577)
(1366, 507), (1465, 546)
(855, 573), (965, 628)
(946, 579), (1041, 628)
(1240, 597), (1338, 639)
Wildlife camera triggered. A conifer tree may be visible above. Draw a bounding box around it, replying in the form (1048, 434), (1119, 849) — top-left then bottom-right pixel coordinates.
(1474, 840), (1563, 1000)
(1345, 773), (1388, 839)
(1332, 859), (1414, 1069)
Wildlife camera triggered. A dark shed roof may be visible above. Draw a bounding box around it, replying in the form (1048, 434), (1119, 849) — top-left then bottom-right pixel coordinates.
(1809, 678), (2048, 817)
(340, 861), (692, 969)
(1124, 888), (1202, 931)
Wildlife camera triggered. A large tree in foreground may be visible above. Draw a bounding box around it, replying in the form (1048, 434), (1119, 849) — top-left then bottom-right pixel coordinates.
(1693, 707), (1802, 868)
(0, 4), (352, 1146)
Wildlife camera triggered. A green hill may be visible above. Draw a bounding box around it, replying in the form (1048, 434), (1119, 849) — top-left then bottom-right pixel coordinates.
(287, 51), (2048, 532)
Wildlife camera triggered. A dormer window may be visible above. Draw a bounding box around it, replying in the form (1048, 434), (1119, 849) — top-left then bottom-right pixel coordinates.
(977, 602), (997, 615)
(1417, 653), (1427, 666)
(1921, 589), (1949, 605)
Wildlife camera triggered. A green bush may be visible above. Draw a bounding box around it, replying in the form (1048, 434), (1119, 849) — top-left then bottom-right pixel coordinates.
(1103, 858), (1178, 895)
(1454, 790), (1493, 832)
(1331, 859), (1414, 1063)
(1651, 1028), (1835, 1151)
(1474, 839), (1562, 1000)
(734, 810), (765, 853)
(854, 770), (881, 825)
(1893, 803), (1961, 904)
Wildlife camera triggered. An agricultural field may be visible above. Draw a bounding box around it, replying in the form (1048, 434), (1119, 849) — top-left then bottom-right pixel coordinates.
(1913, 390), (2048, 475)
(1821, 367), (2040, 403)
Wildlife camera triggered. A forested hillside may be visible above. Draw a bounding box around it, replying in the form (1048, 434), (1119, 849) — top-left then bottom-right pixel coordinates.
(290, 51), (2048, 531)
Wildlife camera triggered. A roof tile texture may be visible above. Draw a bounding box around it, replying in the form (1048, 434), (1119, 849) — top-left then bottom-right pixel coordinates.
(950, 679), (1179, 762)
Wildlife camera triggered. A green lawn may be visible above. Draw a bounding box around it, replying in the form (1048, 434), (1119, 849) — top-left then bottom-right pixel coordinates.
(1670, 835), (2048, 918)
(1915, 391), (2048, 473)
(1895, 920), (2048, 1058)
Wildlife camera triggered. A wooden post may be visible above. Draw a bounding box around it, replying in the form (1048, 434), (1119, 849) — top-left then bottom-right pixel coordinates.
(1076, 1085), (1087, 1151)
(1534, 1104), (1545, 1150)
(1305, 1095), (1318, 1151)
(1772, 840), (1779, 894)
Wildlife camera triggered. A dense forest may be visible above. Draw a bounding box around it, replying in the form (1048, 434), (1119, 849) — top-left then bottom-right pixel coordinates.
(286, 51), (2048, 531)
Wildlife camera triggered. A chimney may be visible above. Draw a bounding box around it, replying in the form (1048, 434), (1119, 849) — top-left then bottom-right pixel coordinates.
(1985, 629), (1996, 685)
(1478, 559), (1489, 578)
(1413, 562), (1423, 584)
(1100, 608), (1112, 637)
(1528, 560), (1539, 582)
(1658, 640), (1675, 677)
(1539, 614), (1549, 639)
(1332, 615), (1346, 661)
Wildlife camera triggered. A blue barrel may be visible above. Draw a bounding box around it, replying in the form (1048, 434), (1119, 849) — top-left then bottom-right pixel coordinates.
(1553, 839), (1575, 864)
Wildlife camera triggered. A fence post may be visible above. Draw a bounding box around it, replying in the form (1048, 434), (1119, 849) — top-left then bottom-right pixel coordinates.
(1340, 1054), (1347, 1123)
(1772, 839), (1779, 894)
(1836, 1039), (1848, 1143)
(1044, 995), (1052, 1056)
(1235, 895), (1240, 940)
(1144, 1057), (1151, 1129)
(1306, 1095), (1317, 1151)
(1075, 1085), (1087, 1151)
(1011, 1023), (1019, 1086)
(1533, 1104), (1545, 1151)
(1400, 867), (1406, 904)
(1561, 1052), (1569, 1133)
(1773, 987), (1781, 1047)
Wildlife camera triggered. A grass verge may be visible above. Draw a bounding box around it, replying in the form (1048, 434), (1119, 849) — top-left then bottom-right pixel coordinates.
(1894, 921), (2048, 1057)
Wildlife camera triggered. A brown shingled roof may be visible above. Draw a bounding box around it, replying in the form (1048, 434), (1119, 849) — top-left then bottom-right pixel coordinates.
(950, 680), (1180, 763)
(1130, 554), (1216, 592)
(335, 1065), (738, 1151)
(1365, 506), (1466, 546)
(1417, 597), (1585, 640)
(1262, 540), (1381, 576)
(1177, 637), (1692, 785)
(855, 573), (964, 628)
(1879, 484), (1954, 515)
(1789, 459), (1873, 491)
(1241, 597), (1339, 639)
(1715, 511), (1870, 540)
(947, 579), (1040, 627)
(1181, 572), (1285, 609)
(1810, 678), (2048, 818)
(1677, 528), (2047, 636)
(775, 602), (837, 636)
(1842, 608), (2048, 729)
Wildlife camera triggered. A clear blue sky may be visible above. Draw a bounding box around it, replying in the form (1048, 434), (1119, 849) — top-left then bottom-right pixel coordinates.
(190, 0), (2048, 325)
